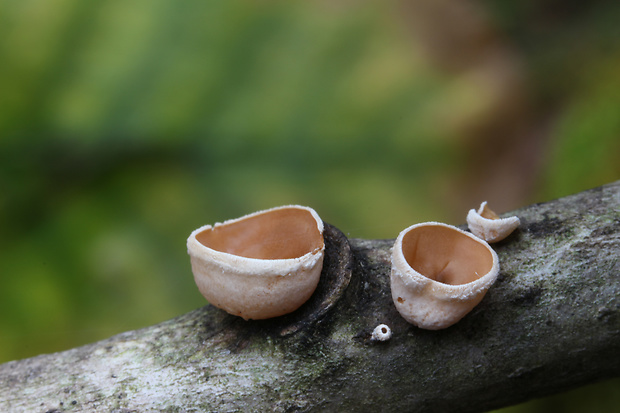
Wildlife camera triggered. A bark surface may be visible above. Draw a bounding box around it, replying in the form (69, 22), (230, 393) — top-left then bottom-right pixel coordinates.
(1, 182), (619, 412)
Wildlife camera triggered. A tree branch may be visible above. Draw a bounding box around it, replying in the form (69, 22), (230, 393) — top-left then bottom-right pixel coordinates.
(1, 181), (619, 412)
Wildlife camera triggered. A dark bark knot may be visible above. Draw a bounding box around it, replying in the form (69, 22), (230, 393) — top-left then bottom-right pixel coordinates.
(276, 223), (354, 336)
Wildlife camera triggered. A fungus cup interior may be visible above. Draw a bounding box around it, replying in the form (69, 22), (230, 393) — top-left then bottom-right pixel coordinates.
(196, 208), (323, 260)
(401, 225), (493, 285)
(480, 204), (500, 220)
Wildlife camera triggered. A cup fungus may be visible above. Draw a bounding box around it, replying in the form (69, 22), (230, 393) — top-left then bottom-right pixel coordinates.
(371, 324), (392, 341)
(187, 205), (325, 320)
(390, 222), (499, 330)
(467, 201), (520, 243)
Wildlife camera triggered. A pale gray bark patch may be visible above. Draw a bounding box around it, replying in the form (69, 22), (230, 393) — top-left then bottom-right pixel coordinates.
(1, 181), (619, 412)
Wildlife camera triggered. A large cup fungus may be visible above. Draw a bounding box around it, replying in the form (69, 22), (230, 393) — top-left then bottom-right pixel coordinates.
(187, 205), (325, 320)
(391, 222), (499, 330)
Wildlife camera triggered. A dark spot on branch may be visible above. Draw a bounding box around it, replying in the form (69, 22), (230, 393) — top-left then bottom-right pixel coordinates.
(590, 218), (620, 238)
(510, 286), (543, 306)
(276, 223), (353, 336)
(525, 215), (566, 238)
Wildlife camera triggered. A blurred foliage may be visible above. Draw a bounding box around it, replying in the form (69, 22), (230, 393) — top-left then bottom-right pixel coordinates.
(0, 0), (618, 411)
(482, 0), (620, 200)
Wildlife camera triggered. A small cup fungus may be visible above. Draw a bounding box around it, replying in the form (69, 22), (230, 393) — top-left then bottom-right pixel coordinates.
(467, 201), (520, 243)
(187, 205), (325, 320)
(390, 222), (499, 330)
(371, 324), (392, 341)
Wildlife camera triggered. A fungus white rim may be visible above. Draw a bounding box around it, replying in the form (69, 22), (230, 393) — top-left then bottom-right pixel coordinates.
(470, 201), (520, 226)
(187, 205), (324, 271)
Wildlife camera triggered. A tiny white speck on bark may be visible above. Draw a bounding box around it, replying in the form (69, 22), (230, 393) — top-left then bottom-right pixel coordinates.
(371, 324), (392, 341)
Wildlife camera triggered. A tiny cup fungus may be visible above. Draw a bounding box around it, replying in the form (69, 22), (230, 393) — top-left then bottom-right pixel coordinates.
(390, 222), (499, 330)
(371, 324), (392, 341)
(187, 205), (325, 320)
(467, 201), (520, 243)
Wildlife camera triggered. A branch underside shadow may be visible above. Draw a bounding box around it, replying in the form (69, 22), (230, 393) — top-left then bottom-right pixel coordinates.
(1, 181), (619, 412)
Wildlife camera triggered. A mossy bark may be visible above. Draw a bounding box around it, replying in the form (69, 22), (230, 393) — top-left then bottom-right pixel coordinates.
(1, 182), (619, 412)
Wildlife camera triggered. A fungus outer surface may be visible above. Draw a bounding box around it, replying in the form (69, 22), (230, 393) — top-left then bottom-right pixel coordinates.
(467, 201), (520, 243)
(371, 324), (392, 341)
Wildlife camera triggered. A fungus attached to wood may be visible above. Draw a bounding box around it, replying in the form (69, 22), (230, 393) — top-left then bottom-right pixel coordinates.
(390, 222), (499, 330)
(371, 324), (392, 341)
(467, 201), (520, 243)
(187, 205), (325, 320)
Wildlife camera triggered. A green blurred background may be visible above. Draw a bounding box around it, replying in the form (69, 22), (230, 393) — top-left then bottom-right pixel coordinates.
(1, 0), (619, 411)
